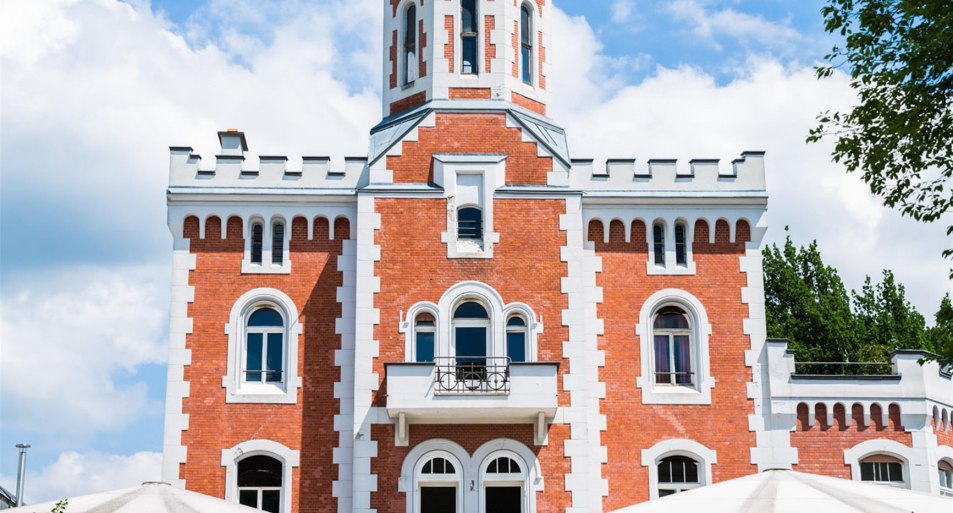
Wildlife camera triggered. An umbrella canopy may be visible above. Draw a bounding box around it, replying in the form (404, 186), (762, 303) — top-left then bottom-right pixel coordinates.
(611, 470), (952, 513)
(7, 482), (261, 513)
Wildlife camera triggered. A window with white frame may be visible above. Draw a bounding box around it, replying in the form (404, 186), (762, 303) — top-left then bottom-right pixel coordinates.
(453, 301), (490, 364)
(461, 0), (478, 74)
(404, 3), (418, 85)
(657, 456), (701, 497)
(238, 455), (282, 513)
(506, 316), (528, 363)
(243, 217), (291, 274)
(457, 206), (483, 241)
(271, 221), (285, 265)
(224, 289), (302, 404)
(653, 306), (694, 387)
(520, 4), (534, 84)
(434, 155), (505, 259)
(418, 456), (461, 513)
(939, 460), (953, 496)
(414, 312), (436, 363)
(251, 222), (264, 264)
(674, 222), (687, 267)
(483, 455), (526, 512)
(860, 455), (905, 486)
(652, 222), (665, 267)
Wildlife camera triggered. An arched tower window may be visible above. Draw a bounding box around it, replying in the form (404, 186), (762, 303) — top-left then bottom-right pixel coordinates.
(245, 307), (285, 384)
(652, 222), (665, 266)
(404, 4), (418, 85)
(506, 316), (527, 363)
(461, 0), (479, 74)
(251, 222), (264, 264)
(674, 222), (687, 267)
(238, 455), (283, 513)
(457, 206), (483, 240)
(653, 306), (693, 386)
(520, 4), (534, 84)
(271, 220), (285, 265)
(414, 312), (436, 363)
(657, 455), (700, 497)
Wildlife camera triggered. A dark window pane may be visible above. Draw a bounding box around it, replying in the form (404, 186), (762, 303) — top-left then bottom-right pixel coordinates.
(654, 335), (670, 384)
(507, 332), (526, 363)
(507, 317), (526, 327)
(251, 224), (264, 264)
(685, 460), (699, 483)
(249, 308), (283, 327)
(421, 487), (456, 513)
(416, 332), (435, 363)
(239, 490), (258, 508)
(272, 222), (284, 264)
(654, 307), (689, 329)
(886, 462), (903, 482)
(671, 459), (685, 482)
(461, 0), (476, 32)
(422, 460), (432, 474)
(462, 36), (478, 74)
(238, 456), (282, 487)
(405, 6), (416, 46)
(658, 489), (676, 497)
(455, 302), (488, 319)
(485, 486), (521, 513)
(261, 490), (280, 513)
(675, 224), (687, 266)
(456, 327), (487, 361)
(457, 207), (483, 238)
(674, 335), (692, 384)
(246, 333), (263, 382)
(521, 47), (532, 84)
(266, 333), (283, 382)
(521, 7), (531, 43)
(861, 462), (875, 481)
(653, 224), (665, 265)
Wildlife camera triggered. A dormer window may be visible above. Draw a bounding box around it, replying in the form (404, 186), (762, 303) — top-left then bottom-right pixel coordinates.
(403, 4), (418, 85)
(457, 207), (483, 240)
(520, 4), (534, 84)
(251, 222), (264, 264)
(652, 222), (665, 266)
(461, 0), (478, 74)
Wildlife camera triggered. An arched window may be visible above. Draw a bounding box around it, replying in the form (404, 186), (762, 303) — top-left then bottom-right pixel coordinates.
(271, 220), (285, 265)
(520, 4), (534, 84)
(657, 456), (700, 497)
(653, 306), (693, 386)
(483, 455), (526, 512)
(238, 455), (282, 513)
(939, 460), (953, 495)
(404, 4), (418, 85)
(251, 222), (264, 264)
(674, 222), (687, 267)
(418, 455), (461, 513)
(461, 0), (478, 74)
(506, 316), (527, 363)
(453, 301), (489, 363)
(245, 307), (284, 384)
(457, 206), (483, 240)
(415, 312), (436, 363)
(652, 222), (665, 266)
(860, 455), (905, 486)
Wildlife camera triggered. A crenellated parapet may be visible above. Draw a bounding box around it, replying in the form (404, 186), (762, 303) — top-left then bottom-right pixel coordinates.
(168, 130), (367, 191)
(570, 151), (767, 197)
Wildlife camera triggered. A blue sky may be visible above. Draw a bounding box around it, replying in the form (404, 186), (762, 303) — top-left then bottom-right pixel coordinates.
(0, 0), (948, 503)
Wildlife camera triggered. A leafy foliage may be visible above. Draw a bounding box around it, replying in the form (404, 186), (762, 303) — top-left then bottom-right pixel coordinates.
(50, 499), (68, 513)
(926, 293), (953, 367)
(808, 0), (953, 274)
(763, 232), (938, 365)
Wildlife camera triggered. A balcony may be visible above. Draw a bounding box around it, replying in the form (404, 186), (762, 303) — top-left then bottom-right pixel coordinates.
(385, 357), (559, 446)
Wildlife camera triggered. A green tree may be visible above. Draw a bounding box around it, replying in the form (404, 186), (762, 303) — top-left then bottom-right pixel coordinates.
(851, 270), (928, 361)
(763, 234), (859, 363)
(808, 0), (953, 272)
(927, 293), (953, 367)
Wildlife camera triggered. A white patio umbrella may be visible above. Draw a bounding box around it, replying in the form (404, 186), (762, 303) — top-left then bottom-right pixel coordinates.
(610, 470), (952, 513)
(7, 481), (261, 513)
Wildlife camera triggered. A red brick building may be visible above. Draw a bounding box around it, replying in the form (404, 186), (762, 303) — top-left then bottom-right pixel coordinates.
(161, 1), (953, 512)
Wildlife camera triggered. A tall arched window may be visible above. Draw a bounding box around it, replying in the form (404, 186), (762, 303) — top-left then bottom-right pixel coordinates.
(246, 307), (284, 384)
(251, 222), (264, 264)
(238, 455), (282, 513)
(414, 312), (436, 363)
(461, 0), (478, 74)
(520, 4), (534, 84)
(483, 455), (526, 512)
(506, 316), (527, 363)
(860, 455), (905, 486)
(404, 4), (418, 85)
(271, 220), (285, 265)
(653, 306), (693, 386)
(939, 460), (953, 495)
(457, 207), (483, 240)
(418, 456), (461, 513)
(453, 301), (489, 363)
(674, 222), (687, 267)
(657, 456), (700, 497)
(652, 222), (665, 266)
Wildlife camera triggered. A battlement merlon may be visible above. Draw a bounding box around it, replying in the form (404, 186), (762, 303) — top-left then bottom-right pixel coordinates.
(168, 130), (367, 192)
(569, 151), (767, 199)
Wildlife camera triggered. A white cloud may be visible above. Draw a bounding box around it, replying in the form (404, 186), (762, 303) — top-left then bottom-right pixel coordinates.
(549, 12), (950, 316)
(665, 0), (802, 52)
(0, 451), (162, 504)
(611, 0), (635, 24)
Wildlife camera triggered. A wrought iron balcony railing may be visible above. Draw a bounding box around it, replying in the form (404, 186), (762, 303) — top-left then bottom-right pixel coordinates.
(434, 356), (510, 394)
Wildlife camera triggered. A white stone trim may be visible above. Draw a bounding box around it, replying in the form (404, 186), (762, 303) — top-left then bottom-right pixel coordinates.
(635, 289), (714, 405)
(222, 288), (302, 404)
(844, 439), (915, 489)
(333, 234), (358, 513)
(161, 236), (196, 488)
(472, 439), (545, 500)
(222, 439), (301, 513)
(241, 214), (293, 274)
(435, 154), (505, 259)
(559, 196), (608, 512)
(399, 440), (469, 513)
(641, 439), (716, 500)
(400, 302), (441, 363)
